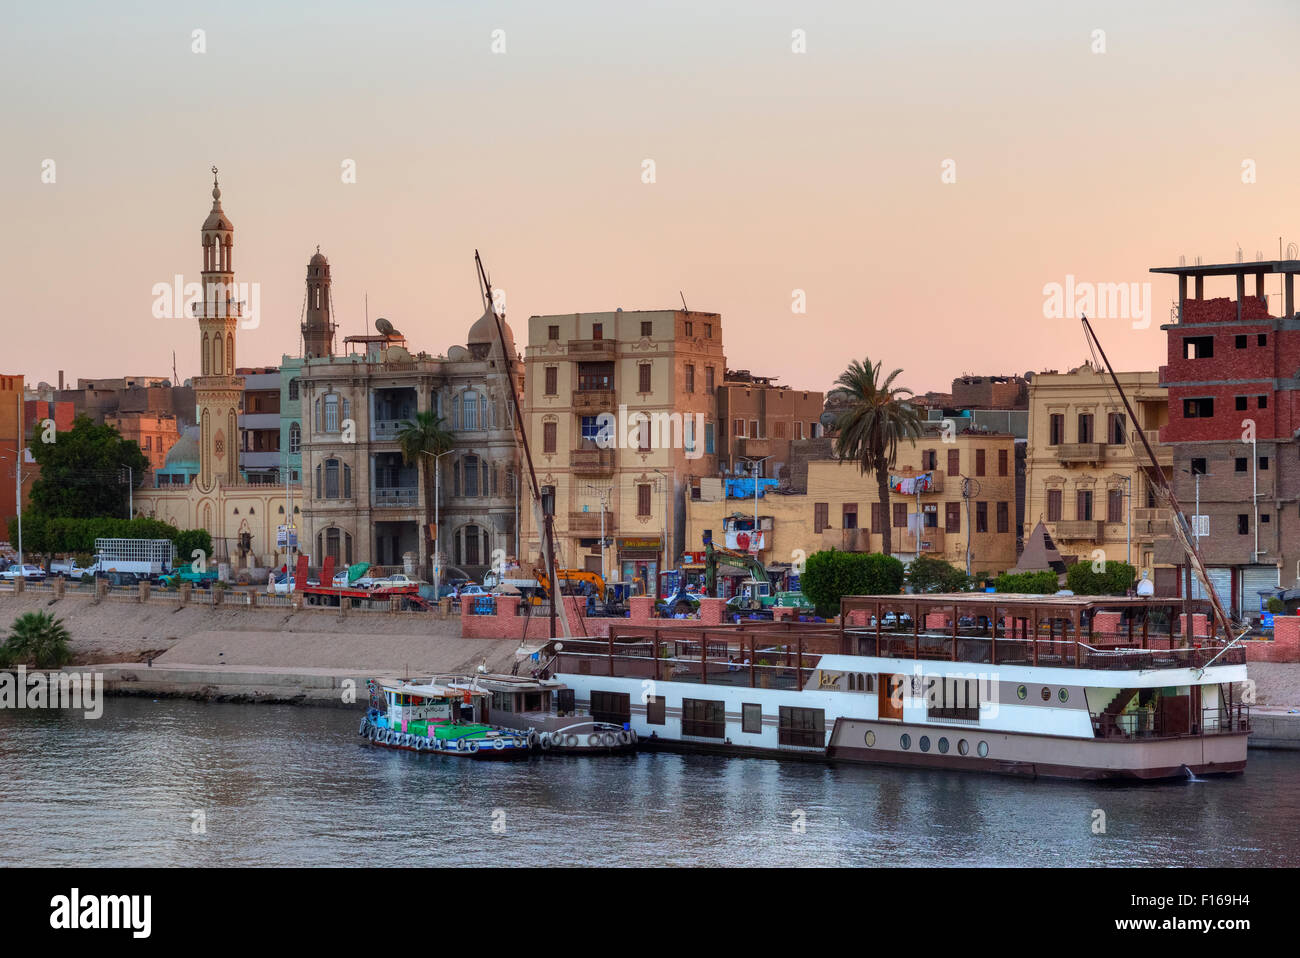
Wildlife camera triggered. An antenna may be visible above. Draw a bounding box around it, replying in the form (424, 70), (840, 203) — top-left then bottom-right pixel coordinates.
(679, 290), (689, 312)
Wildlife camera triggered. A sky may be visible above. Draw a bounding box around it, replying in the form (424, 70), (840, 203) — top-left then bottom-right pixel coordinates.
(4, 0), (1300, 396)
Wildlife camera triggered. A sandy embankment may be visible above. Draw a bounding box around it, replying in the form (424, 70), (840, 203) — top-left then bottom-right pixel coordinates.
(0, 591), (528, 705)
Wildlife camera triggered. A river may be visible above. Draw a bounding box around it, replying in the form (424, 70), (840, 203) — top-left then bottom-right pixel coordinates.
(1, 698), (1296, 867)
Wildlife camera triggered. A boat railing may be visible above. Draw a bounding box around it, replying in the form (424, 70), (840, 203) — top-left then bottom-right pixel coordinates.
(553, 635), (821, 690)
(1092, 704), (1250, 740)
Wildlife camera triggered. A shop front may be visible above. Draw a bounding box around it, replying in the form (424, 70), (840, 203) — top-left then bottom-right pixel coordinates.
(616, 536), (661, 597)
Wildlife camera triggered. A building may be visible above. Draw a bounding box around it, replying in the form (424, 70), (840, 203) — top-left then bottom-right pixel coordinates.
(237, 367), (282, 483)
(51, 373), (195, 431)
(1022, 364), (1171, 580)
(104, 410), (180, 474)
(298, 258), (523, 581)
(685, 424), (1019, 578)
(716, 369), (824, 480)
(1149, 258), (1300, 614)
(134, 172), (293, 568)
(519, 309), (725, 591)
(0, 374), (37, 543)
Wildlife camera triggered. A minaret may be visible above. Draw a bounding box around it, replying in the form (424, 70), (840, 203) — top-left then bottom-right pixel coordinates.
(302, 247), (336, 359)
(194, 167), (244, 487)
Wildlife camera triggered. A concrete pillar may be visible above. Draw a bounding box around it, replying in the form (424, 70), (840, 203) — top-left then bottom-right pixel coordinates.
(629, 595), (655, 622)
(94, 578), (107, 602)
(1287, 273), (1294, 319)
(53, 577), (65, 599)
(290, 592), (303, 611)
(699, 597), (727, 625)
(459, 595), (474, 617)
(497, 595), (520, 618)
(1194, 275), (1203, 299)
(213, 585), (224, 607)
(1236, 273), (1245, 321)
(13, 576), (23, 595)
(340, 596), (350, 616)
(138, 580), (150, 602)
(180, 583), (192, 605)
(772, 605), (794, 622)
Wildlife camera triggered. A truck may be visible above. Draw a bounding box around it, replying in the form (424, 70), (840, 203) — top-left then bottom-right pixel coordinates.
(294, 556), (431, 610)
(91, 538), (175, 585)
(158, 562), (219, 589)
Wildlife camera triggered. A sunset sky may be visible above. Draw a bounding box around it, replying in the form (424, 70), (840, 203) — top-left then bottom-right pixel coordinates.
(4, 0), (1299, 396)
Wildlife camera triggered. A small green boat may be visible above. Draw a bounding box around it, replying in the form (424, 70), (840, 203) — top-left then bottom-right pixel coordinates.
(358, 678), (532, 758)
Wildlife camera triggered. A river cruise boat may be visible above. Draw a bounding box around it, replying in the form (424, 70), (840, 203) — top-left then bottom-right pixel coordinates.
(359, 678), (531, 759)
(546, 593), (1250, 781)
(447, 673), (637, 753)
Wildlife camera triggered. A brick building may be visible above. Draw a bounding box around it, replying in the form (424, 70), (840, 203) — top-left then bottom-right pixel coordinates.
(1150, 258), (1300, 615)
(716, 370), (824, 481)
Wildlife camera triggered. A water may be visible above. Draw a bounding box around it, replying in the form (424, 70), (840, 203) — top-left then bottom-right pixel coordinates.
(1, 698), (1297, 867)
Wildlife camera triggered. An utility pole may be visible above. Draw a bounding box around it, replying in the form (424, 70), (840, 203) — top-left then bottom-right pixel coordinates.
(584, 483), (611, 582)
(431, 448), (453, 597)
(739, 455), (773, 559)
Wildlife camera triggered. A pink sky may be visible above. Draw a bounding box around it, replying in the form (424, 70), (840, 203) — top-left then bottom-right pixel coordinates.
(4, 1), (1299, 396)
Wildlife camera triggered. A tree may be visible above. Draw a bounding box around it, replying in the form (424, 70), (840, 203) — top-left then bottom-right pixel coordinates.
(27, 415), (149, 519)
(830, 358), (924, 556)
(4, 611), (72, 669)
(994, 570), (1060, 594)
(906, 555), (970, 594)
(1066, 560), (1137, 596)
(396, 411), (454, 570)
(802, 550), (906, 617)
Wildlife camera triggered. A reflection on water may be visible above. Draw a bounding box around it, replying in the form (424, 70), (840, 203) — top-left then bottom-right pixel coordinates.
(1, 698), (1297, 867)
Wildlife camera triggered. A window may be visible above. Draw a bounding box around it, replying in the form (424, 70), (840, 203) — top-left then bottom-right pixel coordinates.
(705, 323), (713, 339)
(742, 703), (762, 734)
(1049, 414), (1064, 445)
(976, 501), (988, 533)
(681, 698), (725, 738)
(975, 448), (986, 476)
(705, 367), (715, 392)
(1258, 333), (1268, 347)
(871, 502), (885, 532)
(997, 448), (1008, 476)
(288, 378), (299, 400)
(143, 436), (151, 450)
(684, 321), (693, 337)
(543, 421), (557, 454)
(638, 419), (651, 451)
(1235, 457), (1247, 472)
(1184, 398), (1214, 418)
(996, 501), (1009, 533)
(462, 392), (478, 430)
(324, 394), (339, 432)
(1047, 489), (1062, 521)
(734, 419), (745, 437)
(1235, 335), (1247, 349)
(1077, 489), (1093, 520)
(1184, 336), (1214, 359)
(325, 459), (339, 498)
(463, 455), (479, 497)
(591, 323), (603, 340)
(579, 416), (602, 442)
(685, 365), (695, 393)
(544, 366), (558, 396)
(548, 325), (559, 341)
(813, 502), (829, 533)
(926, 676), (981, 721)
(577, 362), (614, 391)
(590, 691), (630, 726)
(1238, 514), (1249, 535)
(1107, 413), (1125, 445)
(1107, 488), (1123, 523)
(491, 691), (514, 713)
(795, 421), (804, 440)
(893, 502), (907, 527)
(921, 449), (937, 470)
(842, 503), (858, 529)
(1236, 396), (1248, 411)
(778, 707), (825, 748)
(1077, 413), (1093, 443)
(646, 695), (665, 725)
(638, 364), (651, 393)
(705, 422), (715, 455)
(1260, 456), (1270, 470)
(947, 448), (960, 476)
(773, 421), (787, 439)
(1259, 395), (1268, 409)
(289, 423), (300, 454)
(640, 320), (653, 337)
(750, 419), (759, 438)
(1191, 458), (1207, 475)
(945, 502), (961, 533)
(637, 483), (652, 517)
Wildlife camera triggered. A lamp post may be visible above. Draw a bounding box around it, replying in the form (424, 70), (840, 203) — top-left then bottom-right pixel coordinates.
(429, 448), (455, 596)
(652, 468), (671, 598)
(584, 483), (611, 582)
(739, 455), (773, 558)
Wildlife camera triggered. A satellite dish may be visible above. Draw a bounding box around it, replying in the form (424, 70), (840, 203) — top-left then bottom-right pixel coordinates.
(375, 317), (394, 335)
(819, 410), (838, 428)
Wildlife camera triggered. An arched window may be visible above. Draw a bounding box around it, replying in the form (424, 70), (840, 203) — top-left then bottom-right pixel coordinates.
(314, 398), (321, 432)
(226, 332), (234, 374)
(324, 395), (339, 432)
(201, 334), (210, 375)
(452, 395), (460, 431)
(462, 392), (478, 431)
(288, 378), (299, 401)
(343, 463), (352, 498)
(289, 423), (300, 454)
(325, 459), (340, 498)
(315, 463), (322, 499)
(463, 455), (479, 497)
(213, 334), (223, 375)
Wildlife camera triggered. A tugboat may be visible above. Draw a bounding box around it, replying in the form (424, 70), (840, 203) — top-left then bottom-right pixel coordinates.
(448, 673), (637, 753)
(359, 678), (532, 758)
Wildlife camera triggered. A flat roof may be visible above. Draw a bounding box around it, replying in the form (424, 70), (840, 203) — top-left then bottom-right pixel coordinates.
(1150, 259), (1300, 278)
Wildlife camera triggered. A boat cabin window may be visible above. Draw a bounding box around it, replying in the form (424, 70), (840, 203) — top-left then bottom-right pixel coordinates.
(681, 698), (726, 739)
(742, 703), (762, 734)
(491, 691), (513, 712)
(646, 695), (666, 725)
(590, 690), (631, 726)
(524, 691), (546, 712)
(556, 688), (575, 716)
(926, 677), (981, 721)
(778, 707), (825, 747)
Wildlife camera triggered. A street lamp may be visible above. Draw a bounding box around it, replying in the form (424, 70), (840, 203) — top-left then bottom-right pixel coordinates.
(428, 448), (455, 596)
(0, 446), (22, 569)
(584, 483), (611, 582)
(651, 468), (673, 598)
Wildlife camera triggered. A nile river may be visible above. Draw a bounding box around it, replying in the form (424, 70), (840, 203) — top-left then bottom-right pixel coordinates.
(2, 698), (1297, 867)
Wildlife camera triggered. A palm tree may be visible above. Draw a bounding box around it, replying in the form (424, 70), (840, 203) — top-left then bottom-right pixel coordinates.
(4, 611), (72, 669)
(396, 410), (454, 574)
(830, 357), (924, 556)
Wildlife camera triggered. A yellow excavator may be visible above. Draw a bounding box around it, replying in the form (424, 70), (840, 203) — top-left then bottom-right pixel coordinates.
(536, 568), (607, 602)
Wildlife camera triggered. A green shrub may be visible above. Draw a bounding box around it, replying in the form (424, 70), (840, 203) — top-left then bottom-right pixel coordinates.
(802, 550), (906, 617)
(994, 570), (1059, 594)
(1065, 560), (1137, 596)
(3, 611), (72, 669)
(1266, 597), (1285, 614)
(906, 555), (970, 594)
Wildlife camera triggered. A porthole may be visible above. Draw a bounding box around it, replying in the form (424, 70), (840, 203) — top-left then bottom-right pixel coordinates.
(1016, 685), (1027, 700)
(864, 730), (876, 747)
(977, 740), (989, 758)
(1040, 686), (1051, 702)
(900, 733), (911, 750)
(938, 737), (950, 754)
(919, 735), (930, 752)
(1058, 687), (1069, 703)
(957, 739), (969, 756)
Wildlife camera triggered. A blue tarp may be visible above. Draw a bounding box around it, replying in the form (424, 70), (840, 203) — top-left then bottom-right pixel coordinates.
(725, 477), (780, 499)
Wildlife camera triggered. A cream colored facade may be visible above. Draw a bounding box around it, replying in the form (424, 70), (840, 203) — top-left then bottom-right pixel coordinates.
(685, 429), (1019, 575)
(1022, 365), (1172, 574)
(520, 309), (724, 587)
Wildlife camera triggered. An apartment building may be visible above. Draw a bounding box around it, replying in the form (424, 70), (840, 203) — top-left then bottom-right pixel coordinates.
(0, 374), (37, 538)
(237, 367), (282, 483)
(520, 309), (724, 591)
(716, 369), (824, 480)
(1022, 364), (1172, 581)
(685, 425), (1019, 576)
(104, 410), (181, 473)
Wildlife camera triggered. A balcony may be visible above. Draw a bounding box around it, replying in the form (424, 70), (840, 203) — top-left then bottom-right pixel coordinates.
(571, 447), (616, 476)
(568, 339), (616, 356)
(1133, 507), (1173, 538)
(898, 528), (945, 554)
(1053, 520), (1103, 540)
(733, 436), (773, 458)
(888, 467), (945, 494)
(568, 510), (614, 534)
(372, 419), (406, 441)
(573, 390), (616, 414)
(1055, 443), (1103, 464)
(821, 528), (871, 552)
(1142, 430), (1173, 465)
(372, 487), (419, 509)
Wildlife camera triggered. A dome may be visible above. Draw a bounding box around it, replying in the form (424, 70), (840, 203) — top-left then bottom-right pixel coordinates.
(163, 425), (201, 468)
(202, 170), (232, 231)
(310, 247), (328, 266)
(467, 307), (514, 359)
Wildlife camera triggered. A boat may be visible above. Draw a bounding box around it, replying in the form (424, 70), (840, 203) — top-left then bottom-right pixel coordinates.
(358, 678), (532, 758)
(545, 592), (1250, 781)
(447, 673), (637, 753)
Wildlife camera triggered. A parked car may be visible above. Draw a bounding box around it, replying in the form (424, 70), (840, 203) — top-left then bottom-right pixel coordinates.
(271, 574), (295, 595)
(1, 564), (46, 582)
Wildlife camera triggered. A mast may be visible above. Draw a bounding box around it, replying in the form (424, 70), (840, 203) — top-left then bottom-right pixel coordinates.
(1080, 316), (1237, 641)
(474, 251), (569, 640)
